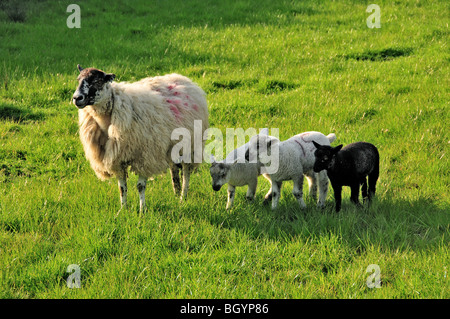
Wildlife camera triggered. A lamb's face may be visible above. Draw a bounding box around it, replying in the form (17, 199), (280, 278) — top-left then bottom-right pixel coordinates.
(313, 148), (333, 172)
(210, 162), (231, 191)
(72, 65), (115, 109)
(312, 141), (342, 172)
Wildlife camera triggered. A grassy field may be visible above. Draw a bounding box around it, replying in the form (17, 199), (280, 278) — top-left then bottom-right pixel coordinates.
(0, 0), (448, 299)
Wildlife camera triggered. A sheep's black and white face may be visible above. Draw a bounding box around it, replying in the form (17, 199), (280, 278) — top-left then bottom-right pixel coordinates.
(312, 141), (342, 173)
(72, 64), (115, 109)
(210, 162), (231, 191)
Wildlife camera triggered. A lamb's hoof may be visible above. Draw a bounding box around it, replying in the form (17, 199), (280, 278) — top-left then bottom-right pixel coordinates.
(139, 205), (148, 214)
(115, 206), (126, 218)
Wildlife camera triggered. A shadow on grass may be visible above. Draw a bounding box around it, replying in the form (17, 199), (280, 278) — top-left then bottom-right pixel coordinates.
(0, 103), (45, 123)
(343, 47), (414, 62)
(205, 195), (449, 252)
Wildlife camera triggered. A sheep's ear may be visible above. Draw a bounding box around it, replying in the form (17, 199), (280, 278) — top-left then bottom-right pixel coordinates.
(312, 141), (322, 149)
(333, 144), (343, 153)
(244, 149), (250, 161)
(77, 64), (84, 72)
(104, 73), (116, 83)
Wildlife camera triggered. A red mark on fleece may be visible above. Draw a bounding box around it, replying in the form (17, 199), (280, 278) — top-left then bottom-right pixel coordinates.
(167, 98), (183, 122)
(169, 106), (181, 121)
(294, 139), (306, 156)
(166, 99), (181, 105)
(192, 104), (199, 111)
(300, 132), (311, 143)
(168, 84), (176, 90)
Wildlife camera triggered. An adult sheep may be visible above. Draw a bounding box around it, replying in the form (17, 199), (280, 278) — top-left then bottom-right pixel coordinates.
(72, 65), (209, 212)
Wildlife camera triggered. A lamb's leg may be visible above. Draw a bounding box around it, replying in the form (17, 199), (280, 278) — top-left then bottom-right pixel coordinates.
(137, 176), (147, 213)
(271, 181), (282, 210)
(293, 176), (307, 209)
(361, 178), (368, 202)
(317, 170), (329, 208)
(169, 163), (181, 196)
(180, 163), (191, 200)
(368, 164), (379, 200)
(226, 184), (236, 210)
(263, 176), (274, 205)
(332, 183), (342, 212)
(305, 173), (317, 201)
(246, 178), (257, 201)
(350, 183), (362, 207)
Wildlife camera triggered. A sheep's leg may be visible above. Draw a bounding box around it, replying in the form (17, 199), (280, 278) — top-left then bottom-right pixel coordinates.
(226, 184), (236, 210)
(271, 181), (282, 210)
(246, 178), (257, 201)
(169, 163), (181, 196)
(316, 171), (329, 208)
(180, 163), (191, 200)
(332, 183), (342, 212)
(118, 173), (128, 209)
(293, 176), (307, 209)
(137, 176), (147, 213)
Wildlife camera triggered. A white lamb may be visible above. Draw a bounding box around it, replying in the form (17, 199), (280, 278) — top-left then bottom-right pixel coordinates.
(72, 65), (208, 212)
(210, 128), (269, 210)
(247, 131), (337, 210)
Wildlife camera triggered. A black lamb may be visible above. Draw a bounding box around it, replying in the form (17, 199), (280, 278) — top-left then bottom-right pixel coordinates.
(312, 141), (379, 212)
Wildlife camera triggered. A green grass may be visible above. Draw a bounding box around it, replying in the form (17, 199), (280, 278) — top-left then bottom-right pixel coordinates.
(0, 0), (449, 298)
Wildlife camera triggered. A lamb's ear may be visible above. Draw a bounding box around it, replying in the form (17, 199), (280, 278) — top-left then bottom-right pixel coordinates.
(312, 141), (322, 149)
(244, 148), (250, 161)
(333, 144), (343, 153)
(77, 64), (83, 72)
(104, 73), (116, 83)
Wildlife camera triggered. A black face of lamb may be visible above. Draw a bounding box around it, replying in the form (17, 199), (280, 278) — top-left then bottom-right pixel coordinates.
(72, 65), (115, 109)
(312, 141), (342, 173)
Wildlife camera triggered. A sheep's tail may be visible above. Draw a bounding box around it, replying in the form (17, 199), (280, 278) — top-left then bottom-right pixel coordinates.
(327, 133), (336, 143)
